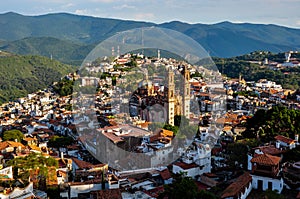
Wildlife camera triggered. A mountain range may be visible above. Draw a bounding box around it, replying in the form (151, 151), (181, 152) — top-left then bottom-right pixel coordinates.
(0, 12), (300, 64)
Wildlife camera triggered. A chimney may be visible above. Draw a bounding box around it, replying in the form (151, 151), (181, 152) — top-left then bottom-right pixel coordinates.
(61, 152), (64, 160)
(15, 139), (18, 143)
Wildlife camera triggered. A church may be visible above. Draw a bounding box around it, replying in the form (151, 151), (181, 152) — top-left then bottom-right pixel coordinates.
(129, 64), (191, 126)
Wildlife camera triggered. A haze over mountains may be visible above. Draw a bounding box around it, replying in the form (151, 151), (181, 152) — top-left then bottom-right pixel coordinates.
(0, 12), (300, 64)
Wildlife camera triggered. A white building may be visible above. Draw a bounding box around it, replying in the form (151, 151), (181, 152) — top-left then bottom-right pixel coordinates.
(172, 162), (200, 179)
(250, 153), (283, 193)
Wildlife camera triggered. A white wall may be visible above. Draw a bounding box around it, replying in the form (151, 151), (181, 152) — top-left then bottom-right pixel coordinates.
(251, 175), (283, 193)
(0, 182), (34, 199)
(70, 183), (102, 198)
(247, 154), (252, 171)
(0, 166), (13, 179)
(172, 164), (200, 179)
(240, 182), (252, 199)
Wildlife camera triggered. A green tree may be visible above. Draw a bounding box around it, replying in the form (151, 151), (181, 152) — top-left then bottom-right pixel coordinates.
(174, 115), (189, 127)
(282, 146), (300, 162)
(160, 172), (198, 199)
(243, 105), (300, 142)
(261, 189), (285, 199)
(2, 129), (24, 142)
(48, 136), (73, 152)
(227, 142), (249, 169)
(112, 76), (117, 86)
(52, 79), (74, 96)
(163, 124), (179, 135)
(47, 187), (60, 199)
(196, 190), (216, 199)
(7, 153), (58, 188)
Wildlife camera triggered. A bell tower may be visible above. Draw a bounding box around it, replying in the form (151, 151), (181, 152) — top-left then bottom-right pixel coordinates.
(183, 67), (190, 120)
(166, 67), (175, 126)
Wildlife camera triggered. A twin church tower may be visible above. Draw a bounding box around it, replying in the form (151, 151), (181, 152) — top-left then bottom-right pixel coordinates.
(165, 66), (190, 126)
(129, 65), (191, 127)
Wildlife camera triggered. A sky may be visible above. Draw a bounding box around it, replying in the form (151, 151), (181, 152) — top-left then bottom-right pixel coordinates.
(1, 0), (300, 28)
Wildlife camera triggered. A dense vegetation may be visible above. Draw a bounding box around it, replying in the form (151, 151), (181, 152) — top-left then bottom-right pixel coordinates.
(243, 105), (300, 142)
(0, 52), (73, 104)
(0, 37), (94, 65)
(223, 106), (300, 170)
(148, 115), (198, 139)
(47, 135), (74, 151)
(214, 51), (300, 89)
(52, 78), (74, 97)
(2, 129), (24, 142)
(159, 172), (216, 199)
(7, 153), (58, 189)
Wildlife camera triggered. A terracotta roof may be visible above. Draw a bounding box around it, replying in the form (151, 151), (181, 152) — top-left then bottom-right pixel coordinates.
(275, 135), (295, 144)
(101, 132), (124, 144)
(173, 162), (199, 170)
(251, 153), (281, 166)
(221, 172), (252, 199)
(28, 144), (41, 152)
(23, 137), (37, 142)
(0, 141), (25, 151)
(204, 173), (217, 178)
(72, 158), (94, 169)
(72, 158), (107, 170)
(195, 181), (209, 191)
(254, 145), (284, 155)
(90, 189), (122, 199)
(160, 169), (172, 180)
(160, 129), (174, 137)
(150, 133), (160, 142)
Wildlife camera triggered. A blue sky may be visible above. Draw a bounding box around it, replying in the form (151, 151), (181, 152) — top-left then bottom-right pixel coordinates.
(1, 0), (300, 28)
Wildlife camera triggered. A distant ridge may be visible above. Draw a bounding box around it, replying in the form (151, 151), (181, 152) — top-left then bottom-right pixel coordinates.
(0, 12), (299, 61)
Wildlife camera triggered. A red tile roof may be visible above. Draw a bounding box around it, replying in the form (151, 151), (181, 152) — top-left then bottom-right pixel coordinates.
(275, 135), (295, 144)
(101, 132), (124, 144)
(72, 158), (107, 171)
(72, 158), (94, 169)
(160, 169), (172, 180)
(0, 141), (25, 151)
(254, 145), (284, 155)
(251, 153), (281, 166)
(173, 162), (199, 170)
(221, 172), (252, 199)
(90, 189), (122, 199)
(195, 181), (209, 191)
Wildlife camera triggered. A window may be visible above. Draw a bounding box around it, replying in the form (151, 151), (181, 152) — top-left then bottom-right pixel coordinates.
(268, 181), (272, 190)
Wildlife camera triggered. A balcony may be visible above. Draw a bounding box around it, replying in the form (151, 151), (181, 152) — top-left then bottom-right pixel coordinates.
(252, 168), (279, 178)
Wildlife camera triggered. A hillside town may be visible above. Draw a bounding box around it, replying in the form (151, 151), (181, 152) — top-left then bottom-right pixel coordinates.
(0, 52), (300, 199)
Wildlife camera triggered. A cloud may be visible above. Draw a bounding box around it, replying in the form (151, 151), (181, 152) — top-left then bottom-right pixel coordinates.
(75, 9), (89, 15)
(89, 0), (116, 3)
(134, 13), (155, 21)
(61, 3), (75, 9)
(113, 4), (136, 10)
